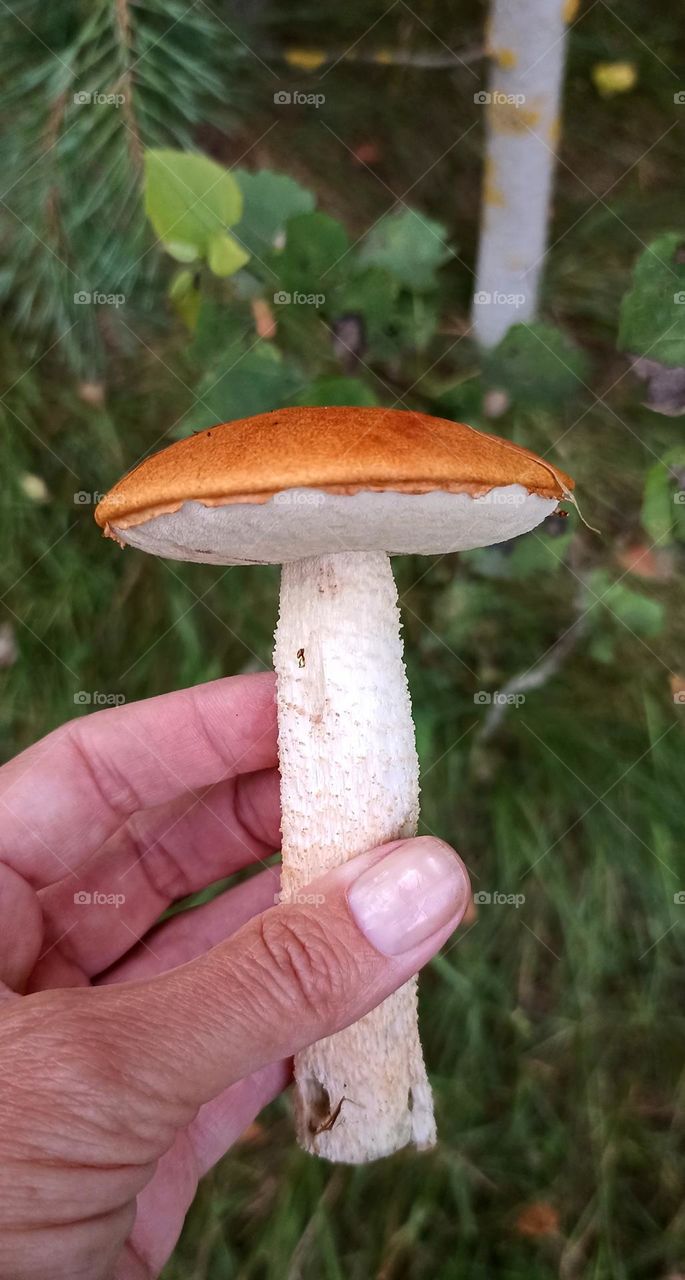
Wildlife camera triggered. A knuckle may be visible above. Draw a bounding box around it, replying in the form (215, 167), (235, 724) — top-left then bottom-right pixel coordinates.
(256, 909), (355, 1024)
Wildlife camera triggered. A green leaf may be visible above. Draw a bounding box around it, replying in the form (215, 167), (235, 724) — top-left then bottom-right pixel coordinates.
(178, 344), (301, 433)
(294, 377), (378, 407)
(357, 209), (452, 291)
(485, 322), (589, 409)
(233, 170), (316, 254)
(618, 232), (685, 366)
(587, 570), (664, 637)
(168, 268), (201, 331)
(641, 447), (685, 545)
(145, 149), (244, 264)
(207, 231), (250, 278)
(276, 212), (349, 294)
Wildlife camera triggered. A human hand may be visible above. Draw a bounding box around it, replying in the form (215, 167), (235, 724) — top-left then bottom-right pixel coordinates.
(0, 673), (470, 1279)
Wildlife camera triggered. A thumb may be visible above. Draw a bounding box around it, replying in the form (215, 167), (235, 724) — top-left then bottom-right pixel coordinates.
(92, 835), (470, 1110)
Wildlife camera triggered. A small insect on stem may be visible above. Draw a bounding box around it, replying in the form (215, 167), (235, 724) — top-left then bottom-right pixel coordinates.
(297, 647), (306, 667)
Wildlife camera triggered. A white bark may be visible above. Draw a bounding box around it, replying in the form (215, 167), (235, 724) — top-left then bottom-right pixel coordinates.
(472, 0), (571, 347)
(273, 551), (435, 1162)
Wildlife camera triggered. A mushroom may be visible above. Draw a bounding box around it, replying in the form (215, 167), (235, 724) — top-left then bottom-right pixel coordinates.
(95, 405), (573, 1164)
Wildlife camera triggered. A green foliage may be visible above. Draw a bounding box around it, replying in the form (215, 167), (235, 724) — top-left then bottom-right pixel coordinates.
(641, 447), (685, 545)
(357, 208), (453, 290)
(485, 322), (590, 408)
(618, 232), (685, 365)
(0, 0), (243, 375)
(233, 170), (316, 255)
(585, 569), (665, 638)
(145, 150), (247, 275)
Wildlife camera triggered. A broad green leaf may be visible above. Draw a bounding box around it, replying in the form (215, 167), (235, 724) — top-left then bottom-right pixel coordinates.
(618, 233), (685, 367)
(485, 322), (589, 409)
(188, 300), (250, 366)
(145, 149), (243, 261)
(641, 447), (685, 545)
(276, 212), (349, 294)
(178, 344), (301, 434)
(207, 231), (250, 278)
(294, 377), (378, 407)
(587, 570), (664, 637)
(233, 170), (316, 254)
(168, 268), (201, 330)
(357, 208), (452, 291)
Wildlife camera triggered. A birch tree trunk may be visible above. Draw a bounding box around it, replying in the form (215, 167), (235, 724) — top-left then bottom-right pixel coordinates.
(472, 0), (573, 348)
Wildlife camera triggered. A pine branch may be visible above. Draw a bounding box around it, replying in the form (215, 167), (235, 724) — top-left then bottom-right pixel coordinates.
(0, 0), (244, 377)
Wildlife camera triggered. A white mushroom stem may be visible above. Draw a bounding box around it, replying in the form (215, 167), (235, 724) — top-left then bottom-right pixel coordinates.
(472, 0), (571, 348)
(274, 550), (436, 1163)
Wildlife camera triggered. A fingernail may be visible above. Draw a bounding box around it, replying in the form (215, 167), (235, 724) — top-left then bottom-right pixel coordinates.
(348, 837), (468, 956)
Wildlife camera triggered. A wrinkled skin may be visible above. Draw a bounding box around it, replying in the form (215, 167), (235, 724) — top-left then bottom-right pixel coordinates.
(0, 674), (469, 1279)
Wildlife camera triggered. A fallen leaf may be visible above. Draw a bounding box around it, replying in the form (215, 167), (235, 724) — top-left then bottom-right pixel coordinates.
(515, 1201), (560, 1238)
(20, 473), (50, 503)
(251, 297), (276, 340)
(77, 381), (106, 407)
(352, 141), (381, 166)
(592, 61), (638, 97)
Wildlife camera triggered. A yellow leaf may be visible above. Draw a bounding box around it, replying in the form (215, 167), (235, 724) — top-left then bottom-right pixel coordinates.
(592, 61), (638, 97)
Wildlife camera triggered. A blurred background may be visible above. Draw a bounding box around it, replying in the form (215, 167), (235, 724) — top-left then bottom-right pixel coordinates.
(1, 1), (684, 1276)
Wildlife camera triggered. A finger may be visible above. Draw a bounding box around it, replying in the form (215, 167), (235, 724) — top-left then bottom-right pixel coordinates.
(127, 1060), (289, 1279)
(34, 768), (280, 979)
(0, 864), (43, 993)
(82, 836), (471, 1111)
(0, 672), (277, 890)
(97, 866), (280, 985)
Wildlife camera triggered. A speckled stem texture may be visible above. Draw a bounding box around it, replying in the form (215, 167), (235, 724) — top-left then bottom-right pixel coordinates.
(274, 551), (436, 1162)
(472, 0), (569, 348)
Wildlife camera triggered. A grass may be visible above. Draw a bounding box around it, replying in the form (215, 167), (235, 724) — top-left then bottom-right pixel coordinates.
(1, 0), (685, 1276)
